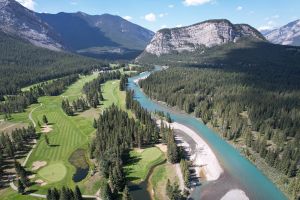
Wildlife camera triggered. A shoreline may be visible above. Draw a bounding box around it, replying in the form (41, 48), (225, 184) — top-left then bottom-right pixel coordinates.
(163, 121), (223, 181)
(157, 119), (250, 200)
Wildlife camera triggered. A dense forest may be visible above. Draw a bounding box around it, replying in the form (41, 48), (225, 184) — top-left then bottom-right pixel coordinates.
(90, 103), (158, 199)
(0, 75), (79, 117)
(0, 31), (107, 99)
(0, 126), (37, 188)
(140, 65), (300, 198)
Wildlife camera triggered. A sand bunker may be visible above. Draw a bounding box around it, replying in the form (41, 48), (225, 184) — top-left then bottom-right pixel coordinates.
(35, 179), (48, 186)
(32, 161), (47, 171)
(221, 189), (249, 200)
(41, 125), (53, 133)
(28, 174), (36, 179)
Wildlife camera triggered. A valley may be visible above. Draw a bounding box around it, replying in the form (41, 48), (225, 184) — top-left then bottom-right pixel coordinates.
(1, 0), (300, 200)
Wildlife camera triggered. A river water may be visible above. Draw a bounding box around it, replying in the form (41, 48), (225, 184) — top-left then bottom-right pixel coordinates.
(127, 66), (287, 200)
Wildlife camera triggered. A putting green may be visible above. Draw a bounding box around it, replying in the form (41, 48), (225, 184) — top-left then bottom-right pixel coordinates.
(38, 163), (67, 183)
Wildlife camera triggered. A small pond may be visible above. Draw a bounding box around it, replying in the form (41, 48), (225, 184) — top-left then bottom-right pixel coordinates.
(69, 148), (89, 182)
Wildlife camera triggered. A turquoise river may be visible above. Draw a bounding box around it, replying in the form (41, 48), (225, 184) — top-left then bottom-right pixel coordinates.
(127, 66), (287, 200)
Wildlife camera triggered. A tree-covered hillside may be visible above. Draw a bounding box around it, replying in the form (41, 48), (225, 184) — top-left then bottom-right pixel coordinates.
(140, 45), (300, 198)
(137, 38), (300, 67)
(0, 31), (106, 98)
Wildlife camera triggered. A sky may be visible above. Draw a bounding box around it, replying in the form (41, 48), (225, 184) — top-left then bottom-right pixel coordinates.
(16, 0), (300, 32)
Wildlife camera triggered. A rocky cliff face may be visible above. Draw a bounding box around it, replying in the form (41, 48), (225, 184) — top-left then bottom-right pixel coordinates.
(142, 19), (265, 56)
(0, 0), (64, 51)
(264, 20), (300, 46)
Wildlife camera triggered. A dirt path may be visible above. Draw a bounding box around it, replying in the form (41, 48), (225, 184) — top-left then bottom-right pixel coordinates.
(29, 103), (43, 128)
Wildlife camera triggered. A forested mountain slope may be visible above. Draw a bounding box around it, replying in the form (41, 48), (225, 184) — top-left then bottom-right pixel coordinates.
(0, 31), (105, 99)
(39, 12), (154, 60)
(138, 19), (300, 199)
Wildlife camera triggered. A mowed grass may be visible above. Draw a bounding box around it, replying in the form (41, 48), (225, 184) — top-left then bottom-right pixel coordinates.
(25, 74), (99, 193)
(150, 163), (179, 200)
(124, 147), (165, 184)
(0, 188), (39, 200)
(102, 80), (133, 117)
(38, 162), (67, 183)
(1, 72), (133, 197)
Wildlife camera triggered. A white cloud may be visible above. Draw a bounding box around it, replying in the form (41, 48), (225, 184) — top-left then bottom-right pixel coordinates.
(70, 1), (78, 5)
(16, 0), (35, 10)
(144, 13), (156, 22)
(168, 4), (175, 8)
(236, 6), (243, 11)
(123, 16), (133, 21)
(159, 13), (168, 18)
(258, 20), (277, 31)
(161, 25), (167, 28)
(183, 0), (212, 6)
(176, 24), (183, 28)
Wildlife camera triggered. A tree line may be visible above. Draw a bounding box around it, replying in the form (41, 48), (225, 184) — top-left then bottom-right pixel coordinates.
(0, 31), (107, 100)
(140, 66), (300, 198)
(0, 74), (79, 117)
(0, 126), (36, 188)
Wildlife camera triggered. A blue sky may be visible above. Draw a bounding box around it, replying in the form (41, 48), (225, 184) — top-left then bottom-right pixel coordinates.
(17, 0), (300, 32)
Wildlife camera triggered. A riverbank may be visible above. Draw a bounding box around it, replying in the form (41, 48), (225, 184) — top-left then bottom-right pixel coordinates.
(158, 119), (251, 200)
(161, 120), (223, 182)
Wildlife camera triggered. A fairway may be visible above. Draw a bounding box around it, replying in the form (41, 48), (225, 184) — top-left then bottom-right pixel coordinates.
(124, 147), (165, 184)
(0, 72), (132, 197)
(38, 163), (67, 183)
(24, 74), (99, 192)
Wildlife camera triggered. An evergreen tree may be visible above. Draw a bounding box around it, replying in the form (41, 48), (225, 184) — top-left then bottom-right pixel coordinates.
(74, 185), (83, 200)
(17, 179), (25, 194)
(43, 115), (48, 124)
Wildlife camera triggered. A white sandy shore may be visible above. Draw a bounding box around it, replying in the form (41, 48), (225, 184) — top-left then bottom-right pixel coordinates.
(221, 189), (249, 200)
(170, 122), (223, 181)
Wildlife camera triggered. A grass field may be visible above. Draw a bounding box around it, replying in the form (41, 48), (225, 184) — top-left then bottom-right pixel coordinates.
(0, 188), (39, 200)
(150, 163), (179, 200)
(0, 70), (134, 198)
(124, 147), (165, 184)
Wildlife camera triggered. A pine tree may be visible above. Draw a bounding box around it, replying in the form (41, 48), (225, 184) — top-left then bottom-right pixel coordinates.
(17, 179), (25, 194)
(74, 185), (83, 200)
(101, 183), (113, 200)
(93, 118), (97, 129)
(43, 115), (48, 124)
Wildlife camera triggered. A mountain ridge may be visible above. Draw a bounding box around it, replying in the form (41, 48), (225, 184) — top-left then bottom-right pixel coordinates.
(264, 19), (300, 46)
(0, 0), (154, 60)
(139, 19), (266, 58)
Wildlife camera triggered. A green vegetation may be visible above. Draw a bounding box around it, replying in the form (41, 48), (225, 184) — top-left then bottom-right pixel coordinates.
(68, 149), (89, 170)
(124, 147), (165, 184)
(38, 163), (67, 183)
(0, 31), (106, 99)
(0, 188), (39, 200)
(138, 38), (300, 67)
(140, 63), (300, 198)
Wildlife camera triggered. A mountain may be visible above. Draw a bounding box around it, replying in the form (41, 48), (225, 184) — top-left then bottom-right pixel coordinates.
(139, 19), (265, 57)
(0, 0), (154, 60)
(264, 19), (300, 46)
(0, 29), (103, 97)
(136, 19), (300, 67)
(0, 0), (64, 51)
(38, 12), (154, 59)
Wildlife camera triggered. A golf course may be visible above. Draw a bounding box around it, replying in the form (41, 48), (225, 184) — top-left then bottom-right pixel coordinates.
(0, 71), (129, 199)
